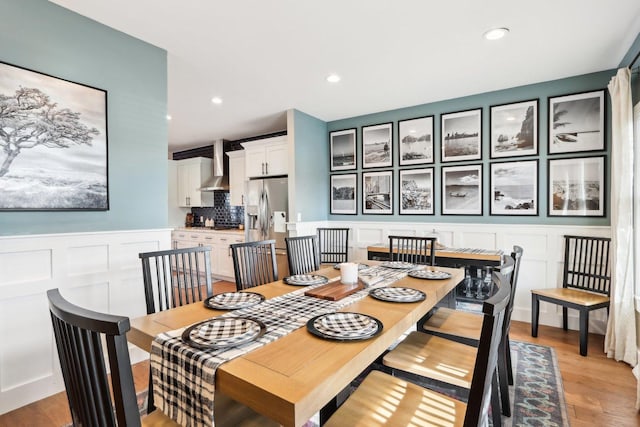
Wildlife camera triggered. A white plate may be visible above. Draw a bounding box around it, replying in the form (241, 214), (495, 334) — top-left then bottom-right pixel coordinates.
(408, 269), (452, 280)
(369, 287), (426, 303)
(204, 292), (264, 310)
(182, 317), (265, 349)
(283, 274), (328, 286)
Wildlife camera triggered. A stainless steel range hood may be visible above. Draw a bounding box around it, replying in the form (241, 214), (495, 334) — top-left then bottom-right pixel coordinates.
(199, 139), (229, 191)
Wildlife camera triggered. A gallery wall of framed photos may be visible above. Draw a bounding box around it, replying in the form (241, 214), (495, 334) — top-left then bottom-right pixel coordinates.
(327, 69), (613, 225)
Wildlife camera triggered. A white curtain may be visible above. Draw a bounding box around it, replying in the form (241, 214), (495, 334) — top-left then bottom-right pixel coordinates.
(605, 68), (637, 370)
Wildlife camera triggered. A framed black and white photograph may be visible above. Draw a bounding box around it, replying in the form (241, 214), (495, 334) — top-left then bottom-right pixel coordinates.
(441, 164), (482, 215)
(548, 156), (605, 217)
(330, 174), (357, 215)
(0, 61), (108, 211)
(330, 128), (356, 171)
(490, 99), (538, 158)
(362, 170), (393, 214)
(441, 109), (482, 162)
(362, 122), (392, 168)
(399, 168), (434, 215)
(398, 116), (434, 165)
(548, 90), (605, 154)
(490, 160), (538, 216)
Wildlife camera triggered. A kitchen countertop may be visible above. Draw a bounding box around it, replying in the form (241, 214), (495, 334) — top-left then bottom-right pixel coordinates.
(174, 226), (245, 234)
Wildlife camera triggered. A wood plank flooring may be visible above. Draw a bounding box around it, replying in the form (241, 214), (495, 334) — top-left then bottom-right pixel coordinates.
(1, 280), (638, 426)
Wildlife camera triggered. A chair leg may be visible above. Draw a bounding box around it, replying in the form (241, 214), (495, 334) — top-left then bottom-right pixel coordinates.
(498, 338), (511, 416)
(147, 371), (155, 413)
(531, 295), (539, 337)
(491, 371), (502, 426)
(506, 336), (514, 386)
(579, 309), (589, 356)
(562, 307), (568, 331)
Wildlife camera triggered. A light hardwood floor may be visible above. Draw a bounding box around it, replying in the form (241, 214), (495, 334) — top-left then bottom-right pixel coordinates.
(1, 281), (638, 426)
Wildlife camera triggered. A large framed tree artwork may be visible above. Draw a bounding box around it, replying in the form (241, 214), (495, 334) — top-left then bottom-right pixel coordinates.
(0, 61), (108, 211)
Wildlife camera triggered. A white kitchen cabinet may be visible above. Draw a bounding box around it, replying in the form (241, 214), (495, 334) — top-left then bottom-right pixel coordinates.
(212, 232), (245, 279)
(226, 150), (246, 206)
(241, 136), (288, 178)
(176, 157), (214, 207)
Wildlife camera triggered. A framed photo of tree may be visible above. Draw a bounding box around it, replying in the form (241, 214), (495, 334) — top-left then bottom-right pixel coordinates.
(548, 156), (605, 217)
(0, 61), (108, 211)
(398, 116), (434, 165)
(399, 168), (434, 215)
(490, 160), (538, 216)
(330, 128), (356, 171)
(362, 170), (393, 214)
(490, 99), (538, 158)
(330, 174), (357, 215)
(441, 164), (482, 215)
(441, 109), (482, 162)
(548, 90), (605, 154)
(362, 123), (393, 168)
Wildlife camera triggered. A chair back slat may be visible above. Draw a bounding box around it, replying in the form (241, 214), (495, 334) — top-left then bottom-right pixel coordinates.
(230, 240), (278, 290)
(388, 235), (437, 266)
(47, 288), (141, 427)
(139, 246), (213, 314)
(562, 235), (611, 295)
(317, 228), (350, 264)
(285, 235), (320, 275)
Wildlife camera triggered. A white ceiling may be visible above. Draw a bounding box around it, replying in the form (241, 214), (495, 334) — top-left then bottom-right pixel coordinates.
(50, 0), (640, 152)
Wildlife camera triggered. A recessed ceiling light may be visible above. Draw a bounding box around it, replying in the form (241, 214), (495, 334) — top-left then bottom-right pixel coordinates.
(326, 74), (341, 83)
(211, 97), (223, 104)
(483, 27), (509, 41)
(506, 116), (516, 121)
(166, 114), (172, 121)
(409, 129), (417, 134)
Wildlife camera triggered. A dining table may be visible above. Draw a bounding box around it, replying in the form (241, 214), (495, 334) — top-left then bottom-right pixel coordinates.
(127, 262), (464, 427)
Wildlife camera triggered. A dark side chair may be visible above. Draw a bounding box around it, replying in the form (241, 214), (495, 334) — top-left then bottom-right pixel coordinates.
(285, 235), (320, 275)
(317, 227), (350, 264)
(47, 288), (177, 427)
(531, 235), (611, 356)
(388, 235), (437, 266)
(325, 270), (511, 427)
(230, 239), (278, 290)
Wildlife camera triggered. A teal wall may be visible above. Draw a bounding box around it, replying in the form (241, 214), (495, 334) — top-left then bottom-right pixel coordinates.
(0, 0), (167, 236)
(327, 70), (615, 225)
(292, 109), (329, 221)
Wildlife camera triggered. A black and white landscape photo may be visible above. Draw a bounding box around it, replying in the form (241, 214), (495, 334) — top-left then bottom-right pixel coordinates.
(399, 116), (433, 165)
(331, 174), (357, 214)
(548, 156), (604, 217)
(490, 100), (538, 158)
(490, 160), (538, 215)
(362, 123), (392, 168)
(363, 170), (393, 214)
(400, 168), (434, 215)
(441, 109), (482, 162)
(549, 90), (604, 154)
(441, 164), (482, 215)
(330, 128), (356, 171)
(0, 61), (108, 210)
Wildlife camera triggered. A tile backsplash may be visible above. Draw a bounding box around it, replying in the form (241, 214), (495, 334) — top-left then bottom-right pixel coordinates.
(191, 191), (244, 228)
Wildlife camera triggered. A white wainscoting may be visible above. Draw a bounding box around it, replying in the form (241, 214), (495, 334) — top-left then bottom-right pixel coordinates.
(0, 229), (172, 414)
(290, 220), (611, 334)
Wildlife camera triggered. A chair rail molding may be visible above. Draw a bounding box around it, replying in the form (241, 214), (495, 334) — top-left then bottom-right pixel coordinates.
(0, 229), (172, 414)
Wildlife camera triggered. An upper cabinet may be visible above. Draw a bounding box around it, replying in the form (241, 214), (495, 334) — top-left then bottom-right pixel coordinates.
(242, 136), (288, 178)
(226, 150), (246, 206)
(176, 157), (214, 207)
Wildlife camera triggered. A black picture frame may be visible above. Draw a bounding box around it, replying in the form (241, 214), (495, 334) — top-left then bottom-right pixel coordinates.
(548, 155), (605, 217)
(441, 164), (483, 215)
(548, 90), (605, 155)
(398, 115), (434, 166)
(490, 99), (538, 158)
(399, 167), (434, 215)
(330, 173), (357, 215)
(362, 170), (393, 214)
(441, 108), (482, 162)
(490, 159), (538, 216)
(362, 122), (393, 168)
(0, 60), (108, 211)
(330, 128), (357, 171)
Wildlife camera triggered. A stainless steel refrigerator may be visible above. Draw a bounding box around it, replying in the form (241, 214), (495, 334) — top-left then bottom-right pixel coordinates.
(245, 176), (288, 249)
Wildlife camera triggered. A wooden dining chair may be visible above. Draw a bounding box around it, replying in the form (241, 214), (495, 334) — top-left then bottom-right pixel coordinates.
(139, 246), (213, 315)
(418, 247), (523, 416)
(230, 239), (278, 290)
(47, 288), (178, 427)
(388, 235), (437, 266)
(325, 270), (511, 427)
(285, 235), (320, 275)
(531, 235), (611, 356)
(317, 227), (350, 264)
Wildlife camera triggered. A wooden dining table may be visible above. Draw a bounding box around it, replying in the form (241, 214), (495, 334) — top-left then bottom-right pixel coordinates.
(127, 263), (464, 427)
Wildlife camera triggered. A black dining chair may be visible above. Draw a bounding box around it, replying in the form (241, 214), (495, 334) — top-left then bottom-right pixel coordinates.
(230, 239), (278, 290)
(317, 227), (350, 264)
(388, 235), (437, 266)
(285, 235), (320, 275)
(324, 270), (511, 427)
(47, 288), (177, 427)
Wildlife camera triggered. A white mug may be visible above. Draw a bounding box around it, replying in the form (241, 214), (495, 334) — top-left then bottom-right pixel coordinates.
(340, 262), (359, 285)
